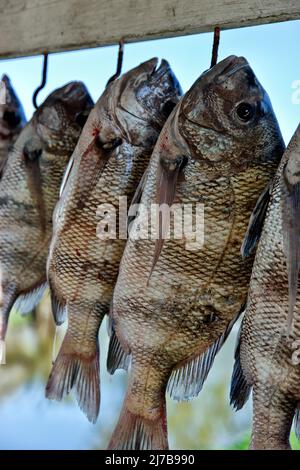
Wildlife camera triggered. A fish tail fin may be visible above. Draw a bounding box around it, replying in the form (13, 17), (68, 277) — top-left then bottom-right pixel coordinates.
(45, 332), (100, 423)
(108, 401), (168, 450)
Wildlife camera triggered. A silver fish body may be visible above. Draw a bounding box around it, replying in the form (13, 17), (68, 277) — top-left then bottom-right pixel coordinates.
(46, 59), (182, 422)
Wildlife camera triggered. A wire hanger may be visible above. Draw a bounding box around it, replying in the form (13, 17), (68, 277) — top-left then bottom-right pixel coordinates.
(210, 27), (220, 68)
(106, 40), (125, 87)
(32, 52), (49, 109)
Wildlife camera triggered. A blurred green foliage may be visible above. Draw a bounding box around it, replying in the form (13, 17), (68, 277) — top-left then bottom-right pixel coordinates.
(229, 432), (300, 450)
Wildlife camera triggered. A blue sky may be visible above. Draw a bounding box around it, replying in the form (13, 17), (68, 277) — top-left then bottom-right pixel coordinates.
(1, 19), (299, 143)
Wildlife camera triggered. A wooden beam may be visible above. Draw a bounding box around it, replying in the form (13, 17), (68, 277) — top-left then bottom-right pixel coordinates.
(0, 0), (299, 59)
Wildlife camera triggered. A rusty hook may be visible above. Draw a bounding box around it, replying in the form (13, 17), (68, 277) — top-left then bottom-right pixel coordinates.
(32, 53), (49, 109)
(106, 40), (125, 87)
(210, 27), (220, 68)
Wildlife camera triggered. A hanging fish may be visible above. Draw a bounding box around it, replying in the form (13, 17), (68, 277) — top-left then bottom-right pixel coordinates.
(0, 74), (26, 178)
(45, 58), (182, 423)
(108, 55), (285, 450)
(0, 82), (93, 364)
(230, 124), (300, 450)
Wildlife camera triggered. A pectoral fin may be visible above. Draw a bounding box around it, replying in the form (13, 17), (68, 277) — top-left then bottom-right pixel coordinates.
(282, 178), (300, 334)
(149, 155), (187, 279)
(23, 140), (46, 233)
(241, 183), (271, 258)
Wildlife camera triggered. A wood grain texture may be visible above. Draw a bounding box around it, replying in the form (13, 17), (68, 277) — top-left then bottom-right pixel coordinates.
(0, 0), (299, 58)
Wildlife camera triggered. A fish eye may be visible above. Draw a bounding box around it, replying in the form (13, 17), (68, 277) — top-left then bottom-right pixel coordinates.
(162, 100), (176, 116)
(75, 111), (89, 128)
(236, 103), (255, 122)
(3, 110), (21, 127)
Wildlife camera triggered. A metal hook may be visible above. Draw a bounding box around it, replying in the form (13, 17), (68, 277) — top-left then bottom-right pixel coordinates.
(210, 27), (220, 68)
(32, 53), (49, 109)
(106, 40), (124, 87)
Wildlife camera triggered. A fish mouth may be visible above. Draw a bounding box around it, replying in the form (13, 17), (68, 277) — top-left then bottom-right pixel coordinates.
(200, 55), (249, 84)
(150, 59), (171, 79)
(59, 81), (90, 104)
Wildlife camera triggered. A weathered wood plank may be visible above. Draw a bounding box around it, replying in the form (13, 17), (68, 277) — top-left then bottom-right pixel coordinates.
(0, 0), (299, 59)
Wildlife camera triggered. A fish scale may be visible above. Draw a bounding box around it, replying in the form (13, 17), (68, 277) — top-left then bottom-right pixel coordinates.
(230, 125), (300, 449)
(108, 55), (285, 450)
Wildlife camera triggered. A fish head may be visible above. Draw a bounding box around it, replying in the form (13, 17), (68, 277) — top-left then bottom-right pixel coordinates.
(179, 55), (285, 172)
(33, 81), (94, 153)
(0, 74), (26, 143)
(112, 58), (182, 146)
